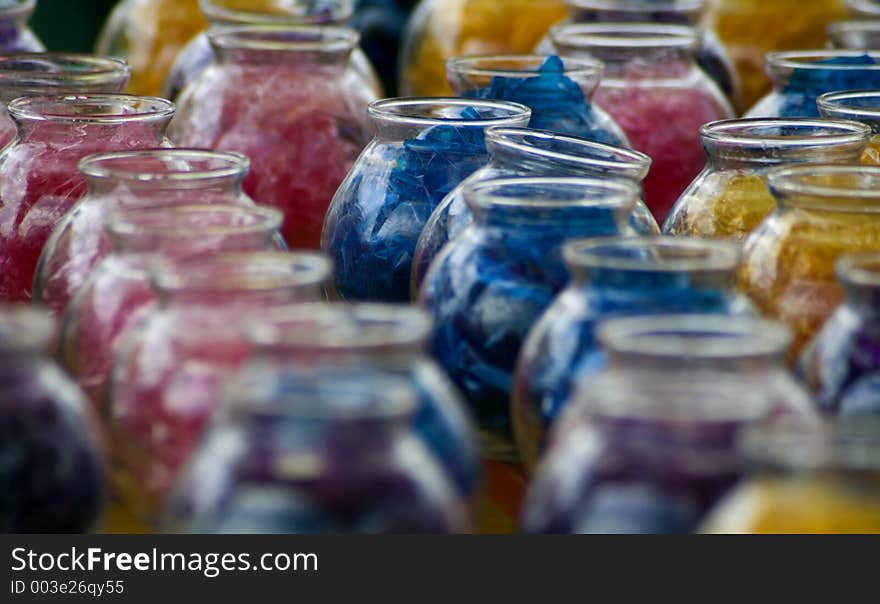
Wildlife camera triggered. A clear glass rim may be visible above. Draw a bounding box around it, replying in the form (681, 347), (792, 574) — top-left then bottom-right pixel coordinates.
(368, 97), (532, 129)
(106, 204), (283, 239)
(446, 54), (603, 80)
(838, 252), (880, 288)
(0, 53), (130, 88)
(767, 164), (880, 208)
(700, 117), (872, 150)
(550, 22), (700, 52)
(7, 93), (176, 124)
(566, 0), (705, 12)
(598, 315), (793, 359)
(0, 305), (53, 354)
(208, 23), (359, 54)
(564, 236), (741, 273)
(0, 0), (35, 20)
(78, 149), (250, 183)
(818, 89), (880, 121)
(200, 0), (354, 25)
(767, 50), (880, 72)
(487, 127), (651, 177)
(464, 175), (638, 213)
(247, 303), (432, 352)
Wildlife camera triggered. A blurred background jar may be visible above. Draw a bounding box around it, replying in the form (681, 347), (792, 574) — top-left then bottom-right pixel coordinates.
(419, 176), (637, 462)
(739, 165), (880, 360)
(745, 51), (880, 118)
(164, 376), (472, 533)
(828, 20), (880, 52)
(512, 237), (754, 471)
(0, 53), (130, 147)
(169, 25), (375, 250)
(552, 23), (734, 224)
(703, 417), (880, 534)
(664, 118), (871, 240)
(0, 307), (105, 533)
(0, 0), (43, 53)
(399, 0), (568, 97)
(108, 252), (331, 526)
(818, 90), (880, 164)
(412, 127), (656, 292)
(703, 0), (848, 113)
(0, 94), (174, 304)
(321, 98), (530, 303)
(800, 253), (880, 417)
(522, 315), (815, 534)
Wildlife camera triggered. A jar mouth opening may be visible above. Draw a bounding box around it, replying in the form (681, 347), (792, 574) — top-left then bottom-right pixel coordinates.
(8, 94), (176, 124)
(155, 252), (332, 297)
(767, 165), (880, 209)
(598, 315), (793, 360)
(0, 306), (53, 354)
(368, 97), (531, 128)
(838, 252), (880, 288)
(564, 236), (740, 273)
(247, 303), (431, 352)
(79, 149), (250, 183)
(766, 50), (880, 72)
(208, 24), (359, 54)
(818, 90), (880, 124)
(446, 54), (603, 80)
(106, 205), (283, 239)
(487, 127), (651, 178)
(201, 0), (354, 25)
(550, 23), (700, 53)
(0, 0), (35, 20)
(700, 118), (872, 150)
(0, 53), (130, 89)
(464, 176), (638, 213)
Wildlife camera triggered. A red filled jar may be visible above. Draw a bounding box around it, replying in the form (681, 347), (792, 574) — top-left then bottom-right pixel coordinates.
(108, 252), (331, 526)
(0, 94), (174, 303)
(58, 204), (284, 413)
(35, 149), (256, 318)
(551, 23), (734, 224)
(169, 24), (375, 249)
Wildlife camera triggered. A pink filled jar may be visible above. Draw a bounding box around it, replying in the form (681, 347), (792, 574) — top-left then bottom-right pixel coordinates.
(35, 149), (257, 318)
(108, 251), (331, 525)
(0, 94), (174, 303)
(58, 204), (284, 413)
(169, 24), (376, 249)
(551, 23), (734, 224)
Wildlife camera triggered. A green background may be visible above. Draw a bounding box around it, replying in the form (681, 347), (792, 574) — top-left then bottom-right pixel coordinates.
(31, 0), (118, 52)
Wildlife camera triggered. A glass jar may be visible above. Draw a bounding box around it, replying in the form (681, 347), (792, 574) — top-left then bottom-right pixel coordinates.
(0, 54), (131, 148)
(818, 90), (880, 165)
(412, 127), (657, 291)
(399, 0), (568, 97)
(237, 303), (481, 500)
(704, 0), (848, 112)
(163, 0), (382, 101)
(35, 150), (257, 319)
(703, 417), (880, 533)
(169, 25), (375, 250)
(512, 237), (755, 471)
(552, 23), (734, 224)
(664, 118), (871, 241)
(740, 165), (880, 360)
(59, 204), (284, 412)
(164, 377), (472, 533)
(0, 306), (105, 533)
(548, 0), (741, 108)
(745, 51), (880, 118)
(418, 176), (638, 462)
(447, 54), (628, 146)
(96, 0), (206, 96)
(0, 94), (175, 304)
(321, 98), (531, 303)
(0, 0), (43, 54)
(108, 252), (330, 525)
(800, 254), (880, 416)
(522, 315), (815, 534)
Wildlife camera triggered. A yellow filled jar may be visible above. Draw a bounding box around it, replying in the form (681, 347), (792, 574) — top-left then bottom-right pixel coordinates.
(664, 118), (870, 240)
(739, 164), (880, 359)
(703, 0), (849, 112)
(399, 0), (568, 96)
(819, 89), (880, 165)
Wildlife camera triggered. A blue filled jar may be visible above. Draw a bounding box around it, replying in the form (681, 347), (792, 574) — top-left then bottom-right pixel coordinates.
(512, 237), (753, 470)
(164, 376), (471, 534)
(522, 315), (815, 534)
(446, 54), (628, 146)
(321, 97), (531, 302)
(413, 127), (658, 292)
(745, 51), (880, 118)
(242, 303), (481, 500)
(418, 176), (639, 462)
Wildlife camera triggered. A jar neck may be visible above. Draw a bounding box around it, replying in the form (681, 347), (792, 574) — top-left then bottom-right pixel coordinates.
(767, 52), (880, 93)
(839, 256), (880, 318)
(0, 54), (130, 105)
(201, 0), (353, 26)
(209, 25), (356, 70)
(447, 54), (602, 100)
(566, 0), (705, 25)
(767, 166), (880, 214)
